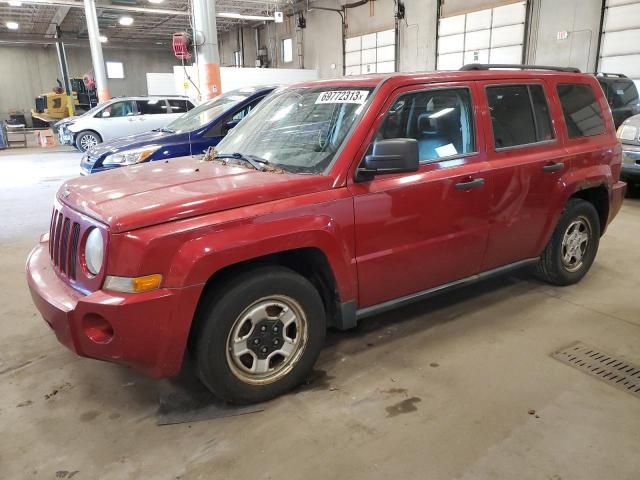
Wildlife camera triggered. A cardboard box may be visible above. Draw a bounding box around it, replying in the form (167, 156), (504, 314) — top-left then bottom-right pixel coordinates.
(36, 129), (55, 148)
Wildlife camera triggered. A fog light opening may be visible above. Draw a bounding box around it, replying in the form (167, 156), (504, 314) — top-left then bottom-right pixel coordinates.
(83, 314), (114, 344)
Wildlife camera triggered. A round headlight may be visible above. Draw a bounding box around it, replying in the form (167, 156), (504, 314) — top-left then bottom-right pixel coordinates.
(85, 228), (104, 275)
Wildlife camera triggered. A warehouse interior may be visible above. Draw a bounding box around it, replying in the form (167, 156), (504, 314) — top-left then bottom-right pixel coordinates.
(1, 0), (640, 478)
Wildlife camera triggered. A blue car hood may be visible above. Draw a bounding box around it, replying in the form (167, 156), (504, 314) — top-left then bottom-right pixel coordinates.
(88, 130), (185, 158)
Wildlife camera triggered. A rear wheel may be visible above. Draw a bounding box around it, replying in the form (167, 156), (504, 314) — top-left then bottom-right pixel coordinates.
(75, 130), (101, 152)
(536, 198), (600, 286)
(195, 266), (326, 404)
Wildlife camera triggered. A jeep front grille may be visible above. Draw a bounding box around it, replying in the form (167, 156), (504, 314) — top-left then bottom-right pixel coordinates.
(49, 208), (81, 280)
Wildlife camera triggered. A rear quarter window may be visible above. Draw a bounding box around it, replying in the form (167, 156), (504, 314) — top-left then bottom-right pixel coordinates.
(557, 84), (605, 138)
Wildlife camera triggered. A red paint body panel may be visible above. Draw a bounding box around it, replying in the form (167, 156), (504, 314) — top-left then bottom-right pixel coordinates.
(26, 70), (626, 379)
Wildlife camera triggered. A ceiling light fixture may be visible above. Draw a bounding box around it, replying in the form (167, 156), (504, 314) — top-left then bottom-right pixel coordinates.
(217, 12), (275, 21)
(99, 35), (108, 43)
(6, 21), (19, 29)
(148, 0), (164, 3)
(118, 16), (134, 26)
(7, 1), (22, 6)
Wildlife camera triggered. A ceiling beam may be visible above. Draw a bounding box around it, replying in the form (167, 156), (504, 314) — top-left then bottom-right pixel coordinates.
(44, 5), (71, 37)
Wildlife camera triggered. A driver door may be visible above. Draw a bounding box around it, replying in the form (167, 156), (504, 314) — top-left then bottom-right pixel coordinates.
(348, 83), (492, 308)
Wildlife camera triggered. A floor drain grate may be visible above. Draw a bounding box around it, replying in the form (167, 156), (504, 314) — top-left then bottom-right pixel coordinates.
(552, 341), (640, 399)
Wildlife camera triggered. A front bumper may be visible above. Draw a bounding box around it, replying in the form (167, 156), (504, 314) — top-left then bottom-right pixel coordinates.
(621, 147), (640, 182)
(26, 241), (202, 378)
(58, 127), (74, 145)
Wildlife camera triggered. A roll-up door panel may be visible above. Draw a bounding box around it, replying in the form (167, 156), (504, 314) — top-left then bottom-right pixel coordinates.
(491, 24), (525, 48)
(438, 34), (465, 54)
(599, 0), (640, 84)
(465, 9), (492, 30)
(465, 29), (491, 50)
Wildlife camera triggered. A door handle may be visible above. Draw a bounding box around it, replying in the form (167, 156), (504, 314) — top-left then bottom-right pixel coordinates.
(542, 162), (565, 173)
(455, 178), (485, 190)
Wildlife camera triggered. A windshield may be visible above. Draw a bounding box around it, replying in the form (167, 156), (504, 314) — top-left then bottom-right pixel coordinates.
(215, 87), (373, 174)
(166, 89), (256, 133)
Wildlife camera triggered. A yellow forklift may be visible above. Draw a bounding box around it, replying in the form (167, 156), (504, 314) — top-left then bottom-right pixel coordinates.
(31, 78), (98, 127)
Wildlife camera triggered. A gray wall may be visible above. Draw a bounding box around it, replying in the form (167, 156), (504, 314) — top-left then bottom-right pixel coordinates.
(526, 0), (602, 73)
(0, 44), (178, 123)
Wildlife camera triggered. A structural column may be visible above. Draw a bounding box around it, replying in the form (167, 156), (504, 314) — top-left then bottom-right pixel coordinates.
(83, 0), (110, 102)
(191, 0), (222, 100)
(54, 26), (75, 116)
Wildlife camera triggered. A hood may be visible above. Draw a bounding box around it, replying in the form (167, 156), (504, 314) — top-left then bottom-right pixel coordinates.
(54, 116), (80, 128)
(87, 130), (181, 159)
(59, 156), (333, 233)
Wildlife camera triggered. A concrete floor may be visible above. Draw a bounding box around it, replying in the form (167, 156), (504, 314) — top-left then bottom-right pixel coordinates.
(1, 146), (640, 480)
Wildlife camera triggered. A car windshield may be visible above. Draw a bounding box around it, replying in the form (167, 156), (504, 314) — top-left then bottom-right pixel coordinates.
(215, 86), (373, 174)
(166, 89), (255, 133)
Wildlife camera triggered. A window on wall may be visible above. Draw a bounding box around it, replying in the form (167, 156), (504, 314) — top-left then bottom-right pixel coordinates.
(282, 38), (293, 63)
(106, 61), (124, 79)
(437, 1), (527, 70)
(345, 29), (395, 76)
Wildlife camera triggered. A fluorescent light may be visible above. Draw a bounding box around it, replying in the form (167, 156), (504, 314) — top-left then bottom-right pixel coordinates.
(6, 21), (19, 30)
(217, 12), (274, 21)
(99, 35), (108, 43)
(148, 0), (164, 3)
(7, 1), (22, 6)
(118, 16), (134, 26)
(429, 107), (454, 119)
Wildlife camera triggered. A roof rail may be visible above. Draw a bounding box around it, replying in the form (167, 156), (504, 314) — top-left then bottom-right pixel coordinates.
(460, 63), (581, 73)
(596, 72), (628, 78)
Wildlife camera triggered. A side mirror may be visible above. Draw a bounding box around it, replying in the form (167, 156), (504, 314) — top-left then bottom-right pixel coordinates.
(356, 138), (419, 181)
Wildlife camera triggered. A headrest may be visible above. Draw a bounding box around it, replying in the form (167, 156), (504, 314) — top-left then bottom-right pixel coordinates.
(417, 112), (436, 135)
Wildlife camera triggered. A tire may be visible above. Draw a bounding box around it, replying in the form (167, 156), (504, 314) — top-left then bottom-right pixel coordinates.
(75, 130), (101, 152)
(195, 266), (326, 404)
(536, 198), (601, 286)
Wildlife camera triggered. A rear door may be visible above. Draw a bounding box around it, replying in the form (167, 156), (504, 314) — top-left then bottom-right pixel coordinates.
(135, 99), (172, 133)
(479, 79), (569, 271)
(349, 82), (492, 308)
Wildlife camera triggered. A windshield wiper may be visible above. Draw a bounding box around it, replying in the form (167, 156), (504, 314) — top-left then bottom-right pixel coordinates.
(215, 152), (270, 171)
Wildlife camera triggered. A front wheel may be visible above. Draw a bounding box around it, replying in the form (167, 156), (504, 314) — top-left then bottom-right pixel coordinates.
(195, 266), (326, 404)
(75, 130), (101, 152)
(536, 198), (600, 286)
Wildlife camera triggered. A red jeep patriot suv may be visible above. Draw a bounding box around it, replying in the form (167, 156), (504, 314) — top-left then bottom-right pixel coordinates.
(27, 65), (626, 404)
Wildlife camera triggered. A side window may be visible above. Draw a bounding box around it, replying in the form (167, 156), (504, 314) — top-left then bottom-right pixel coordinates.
(136, 99), (169, 115)
(168, 99), (194, 114)
(557, 84), (605, 138)
(376, 88), (475, 162)
(99, 101), (135, 118)
(231, 98), (262, 121)
(486, 84), (554, 149)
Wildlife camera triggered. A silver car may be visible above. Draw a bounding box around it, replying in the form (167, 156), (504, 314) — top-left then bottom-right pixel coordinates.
(617, 114), (640, 192)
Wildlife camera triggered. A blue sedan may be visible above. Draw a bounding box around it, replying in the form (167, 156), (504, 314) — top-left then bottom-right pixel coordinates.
(80, 86), (277, 174)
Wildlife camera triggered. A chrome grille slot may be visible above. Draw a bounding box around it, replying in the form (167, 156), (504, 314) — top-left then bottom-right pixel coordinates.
(59, 218), (71, 274)
(68, 223), (80, 280)
(53, 212), (64, 266)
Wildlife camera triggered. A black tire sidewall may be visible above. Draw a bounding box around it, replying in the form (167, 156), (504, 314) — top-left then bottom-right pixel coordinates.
(75, 131), (100, 152)
(547, 200), (600, 285)
(196, 267), (326, 404)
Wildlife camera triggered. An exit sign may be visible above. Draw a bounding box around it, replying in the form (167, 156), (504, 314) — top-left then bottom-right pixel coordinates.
(557, 31), (569, 40)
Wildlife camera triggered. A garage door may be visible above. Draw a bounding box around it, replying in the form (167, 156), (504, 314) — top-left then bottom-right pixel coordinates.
(599, 0), (640, 88)
(345, 29), (396, 76)
(436, 1), (527, 70)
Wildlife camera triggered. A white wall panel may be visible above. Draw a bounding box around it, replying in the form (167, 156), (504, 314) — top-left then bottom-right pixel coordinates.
(345, 36), (361, 53)
(377, 29), (396, 46)
(601, 30), (640, 56)
(492, 2), (526, 27)
(600, 0), (640, 81)
(439, 15), (466, 36)
(465, 29), (491, 50)
(491, 24), (525, 48)
(465, 9), (492, 31)
(489, 45), (523, 63)
(603, 3), (640, 31)
(438, 34), (465, 54)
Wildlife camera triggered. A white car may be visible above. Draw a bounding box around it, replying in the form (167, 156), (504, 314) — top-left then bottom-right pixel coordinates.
(57, 96), (195, 152)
